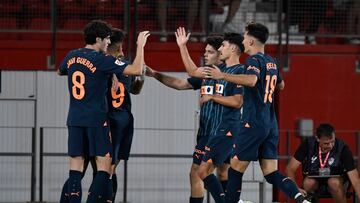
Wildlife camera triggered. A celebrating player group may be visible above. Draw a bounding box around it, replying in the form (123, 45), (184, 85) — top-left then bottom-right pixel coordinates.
(58, 20), (310, 203)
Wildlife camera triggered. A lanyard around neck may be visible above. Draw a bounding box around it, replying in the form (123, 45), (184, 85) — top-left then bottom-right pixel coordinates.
(318, 146), (330, 169)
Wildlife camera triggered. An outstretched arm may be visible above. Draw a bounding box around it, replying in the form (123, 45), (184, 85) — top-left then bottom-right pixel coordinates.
(145, 66), (193, 90)
(130, 66), (146, 95)
(130, 76), (145, 95)
(205, 66), (258, 87)
(175, 27), (205, 78)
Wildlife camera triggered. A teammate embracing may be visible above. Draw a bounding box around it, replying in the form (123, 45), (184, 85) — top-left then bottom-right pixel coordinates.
(205, 22), (309, 203)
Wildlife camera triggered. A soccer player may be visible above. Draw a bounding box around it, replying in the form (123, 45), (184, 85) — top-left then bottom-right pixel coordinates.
(57, 20), (149, 203)
(205, 22), (309, 203)
(59, 27), (145, 203)
(176, 27), (244, 203)
(146, 34), (231, 203)
(107, 28), (145, 202)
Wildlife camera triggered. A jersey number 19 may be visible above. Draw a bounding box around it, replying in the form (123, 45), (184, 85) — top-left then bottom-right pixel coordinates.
(264, 75), (277, 103)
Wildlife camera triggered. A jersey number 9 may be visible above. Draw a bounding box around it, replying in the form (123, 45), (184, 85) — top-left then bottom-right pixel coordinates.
(111, 82), (125, 108)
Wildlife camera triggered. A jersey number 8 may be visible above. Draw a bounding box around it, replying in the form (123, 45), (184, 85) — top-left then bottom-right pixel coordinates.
(72, 71), (85, 100)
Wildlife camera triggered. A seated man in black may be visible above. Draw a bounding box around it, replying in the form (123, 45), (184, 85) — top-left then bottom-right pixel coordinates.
(286, 123), (360, 202)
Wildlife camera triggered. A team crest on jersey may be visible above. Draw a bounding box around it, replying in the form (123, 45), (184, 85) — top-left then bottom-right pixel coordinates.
(328, 157), (334, 165)
(215, 84), (224, 94)
(114, 59), (125, 66)
(201, 86), (213, 95)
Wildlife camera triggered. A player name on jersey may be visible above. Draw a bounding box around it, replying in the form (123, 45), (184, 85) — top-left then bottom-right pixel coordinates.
(67, 57), (97, 73)
(266, 62), (277, 71)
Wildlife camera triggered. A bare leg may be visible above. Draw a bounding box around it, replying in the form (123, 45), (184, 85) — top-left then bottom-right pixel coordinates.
(190, 163), (205, 197)
(216, 163), (230, 181)
(70, 156), (85, 172)
(198, 162), (225, 202)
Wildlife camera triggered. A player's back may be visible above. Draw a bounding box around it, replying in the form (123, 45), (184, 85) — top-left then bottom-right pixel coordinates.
(59, 48), (126, 127)
(242, 52), (282, 127)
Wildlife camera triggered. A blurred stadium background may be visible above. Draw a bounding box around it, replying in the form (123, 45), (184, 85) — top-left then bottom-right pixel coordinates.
(0, 0), (359, 202)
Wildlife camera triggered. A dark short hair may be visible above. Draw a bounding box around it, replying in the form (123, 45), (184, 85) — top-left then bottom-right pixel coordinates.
(205, 35), (223, 50)
(223, 32), (245, 53)
(83, 20), (112, 45)
(109, 28), (125, 47)
(316, 123), (335, 139)
(245, 22), (269, 44)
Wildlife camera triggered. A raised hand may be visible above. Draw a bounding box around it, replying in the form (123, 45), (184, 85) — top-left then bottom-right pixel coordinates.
(175, 27), (190, 46)
(137, 31), (150, 47)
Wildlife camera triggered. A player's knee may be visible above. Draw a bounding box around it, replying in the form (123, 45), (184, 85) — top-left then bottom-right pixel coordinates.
(197, 168), (209, 180)
(191, 176), (204, 188)
(230, 159), (248, 173)
(190, 169), (199, 179)
(69, 156), (85, 171)
(95, 156), (112, 172)
(217, 170), (228, 181)
(190, 163), (200, 176)
(260, 159), (278, 173)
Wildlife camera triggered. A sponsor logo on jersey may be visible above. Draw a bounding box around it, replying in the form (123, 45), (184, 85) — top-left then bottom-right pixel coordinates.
(215, 84), (224, 94)
(115, 59), (125, 66)
(247, 66), (260, 74)
(201, 86), (214, 95)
